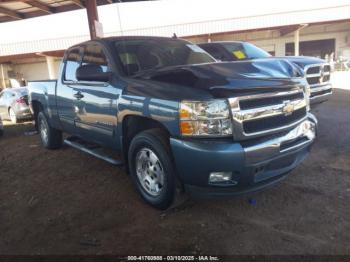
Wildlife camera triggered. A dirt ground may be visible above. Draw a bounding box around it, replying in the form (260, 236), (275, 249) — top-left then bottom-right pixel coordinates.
(0, 89), (349, 255)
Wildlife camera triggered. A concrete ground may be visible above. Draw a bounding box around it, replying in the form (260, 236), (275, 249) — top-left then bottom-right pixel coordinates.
(0, 84), (349, 255)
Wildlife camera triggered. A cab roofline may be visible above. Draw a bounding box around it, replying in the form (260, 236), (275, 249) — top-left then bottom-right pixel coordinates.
(69, 35), (190, 49)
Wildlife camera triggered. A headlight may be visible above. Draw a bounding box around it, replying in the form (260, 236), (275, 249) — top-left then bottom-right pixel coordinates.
(179, 100), (232, 136)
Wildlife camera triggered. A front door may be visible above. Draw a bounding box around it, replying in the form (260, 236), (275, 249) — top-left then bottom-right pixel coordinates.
(73, 43), (121, 149)
(56, 47), (82, 135)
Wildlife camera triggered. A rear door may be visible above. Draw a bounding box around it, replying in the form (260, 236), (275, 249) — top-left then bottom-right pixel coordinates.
(56, 47), (83, 134)
(72, 42), (121, 148)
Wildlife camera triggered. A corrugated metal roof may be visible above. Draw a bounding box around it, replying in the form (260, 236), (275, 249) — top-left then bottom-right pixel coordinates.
(0, 0), (116, 23)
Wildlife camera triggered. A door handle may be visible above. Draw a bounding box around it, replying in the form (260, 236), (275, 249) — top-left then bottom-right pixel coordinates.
(73, 92), (84, 100)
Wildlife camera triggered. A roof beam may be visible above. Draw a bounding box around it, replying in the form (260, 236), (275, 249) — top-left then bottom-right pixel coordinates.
(0, 6), (23, 19)
(86, 0), (99, 39)
(71, 0), (85, 8)
(55, 4), (81, 13)
(23, 0), (55, 14)
(279, 24), (308, 36)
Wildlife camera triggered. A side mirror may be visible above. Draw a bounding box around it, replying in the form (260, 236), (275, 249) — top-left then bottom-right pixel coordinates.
(76, 64), (112, 82)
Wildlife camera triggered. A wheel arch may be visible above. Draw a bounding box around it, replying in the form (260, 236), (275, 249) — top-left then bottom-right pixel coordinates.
(121, 115), (171, 171)
(31, 100), (44, 130)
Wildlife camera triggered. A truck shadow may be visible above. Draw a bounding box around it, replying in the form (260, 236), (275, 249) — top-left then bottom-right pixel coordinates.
(1, 120), (36, 139)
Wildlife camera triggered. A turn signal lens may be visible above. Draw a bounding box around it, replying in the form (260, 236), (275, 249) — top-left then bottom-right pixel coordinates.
(179, 108), (190, 119)
(180, 121), (194, 135)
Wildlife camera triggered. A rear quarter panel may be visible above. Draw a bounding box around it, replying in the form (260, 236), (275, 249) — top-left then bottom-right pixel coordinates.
(28, 80), (61, 129)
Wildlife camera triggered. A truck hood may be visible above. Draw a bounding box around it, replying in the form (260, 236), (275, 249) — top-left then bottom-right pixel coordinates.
(273, 56), (327, 69)
(135, 58), (302, 81)
(129, 59), (305, 99)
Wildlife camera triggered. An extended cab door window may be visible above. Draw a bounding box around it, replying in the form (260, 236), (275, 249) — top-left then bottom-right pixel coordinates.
(81, 44), (110, 75)
(64, 48), (82, 82)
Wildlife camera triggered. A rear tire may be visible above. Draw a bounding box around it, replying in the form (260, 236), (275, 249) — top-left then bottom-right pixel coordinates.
(37, 111), (62, 149)
(8, 108), (18, 124)
(128, 129), (176, 210)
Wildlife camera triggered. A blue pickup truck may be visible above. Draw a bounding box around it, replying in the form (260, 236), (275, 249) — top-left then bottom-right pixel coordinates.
(29, 36), (317, 209)
(198, 41), (332, 105)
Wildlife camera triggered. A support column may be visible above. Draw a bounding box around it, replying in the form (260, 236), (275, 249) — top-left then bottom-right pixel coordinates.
(46, 56), (56, 80)
(1, 64), (6, 89)
(86, 0), (99, 40)
(294, 29), (300, 56)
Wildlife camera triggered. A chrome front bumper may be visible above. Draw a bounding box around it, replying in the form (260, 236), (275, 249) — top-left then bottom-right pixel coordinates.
(244, 114), (316, 165)
(310, 84), (333, 105)
(171, 113), (317, 194)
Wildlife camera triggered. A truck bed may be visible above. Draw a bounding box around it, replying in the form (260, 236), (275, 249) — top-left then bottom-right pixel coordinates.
(28, 79), (58, 128)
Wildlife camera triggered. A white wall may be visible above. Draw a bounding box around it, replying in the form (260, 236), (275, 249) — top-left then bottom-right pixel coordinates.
(11, 58), (61, 82)
(249, 23), (350, 58)
(188, 21), (350, 59)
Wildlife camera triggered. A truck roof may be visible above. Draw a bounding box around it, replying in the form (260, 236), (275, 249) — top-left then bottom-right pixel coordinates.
(70, 36), (188, 49)
(198, 41), (246, 45)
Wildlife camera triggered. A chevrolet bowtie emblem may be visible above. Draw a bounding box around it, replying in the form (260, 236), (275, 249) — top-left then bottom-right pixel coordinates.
(282, 100), (294, 116)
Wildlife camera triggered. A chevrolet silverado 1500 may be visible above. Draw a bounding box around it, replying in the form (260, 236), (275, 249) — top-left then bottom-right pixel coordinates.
(29, 36), (317, 209)
(199, 41), (332, 105)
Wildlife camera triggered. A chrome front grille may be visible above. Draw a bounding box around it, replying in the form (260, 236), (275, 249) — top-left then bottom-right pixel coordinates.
(305, 63), (331, 87)
(228, 88), (308, 140)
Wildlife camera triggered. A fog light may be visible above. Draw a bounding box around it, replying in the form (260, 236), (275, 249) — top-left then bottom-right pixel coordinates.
(209, 172), (233, 184)
(302, 120), (316, 140)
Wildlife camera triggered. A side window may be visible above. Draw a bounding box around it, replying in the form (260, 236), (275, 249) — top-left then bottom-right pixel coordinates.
(64, 48), (81, 82)
(82, 44), (110, 73)
(200, 45), (227, 61)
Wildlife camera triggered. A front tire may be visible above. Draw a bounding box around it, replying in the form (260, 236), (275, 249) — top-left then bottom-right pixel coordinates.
(128, 129), (176, 210)
(37, 111), (62, 149)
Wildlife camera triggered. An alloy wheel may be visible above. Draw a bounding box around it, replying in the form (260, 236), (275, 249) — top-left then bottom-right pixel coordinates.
(135, 148), (165, 197)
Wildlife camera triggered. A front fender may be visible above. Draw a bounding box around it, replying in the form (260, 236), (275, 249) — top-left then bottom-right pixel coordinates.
(117, 95), (180, 137)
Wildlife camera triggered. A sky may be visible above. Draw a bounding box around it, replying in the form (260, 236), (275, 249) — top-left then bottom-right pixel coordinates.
(0, 0), (350, 44)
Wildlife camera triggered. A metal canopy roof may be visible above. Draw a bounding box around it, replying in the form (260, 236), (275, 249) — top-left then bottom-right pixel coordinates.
(0, 0), (140, 23)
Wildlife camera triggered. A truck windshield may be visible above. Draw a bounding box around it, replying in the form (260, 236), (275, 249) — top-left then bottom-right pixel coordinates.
(221, 42), (271, 60)
(113, 39), (215, 76)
